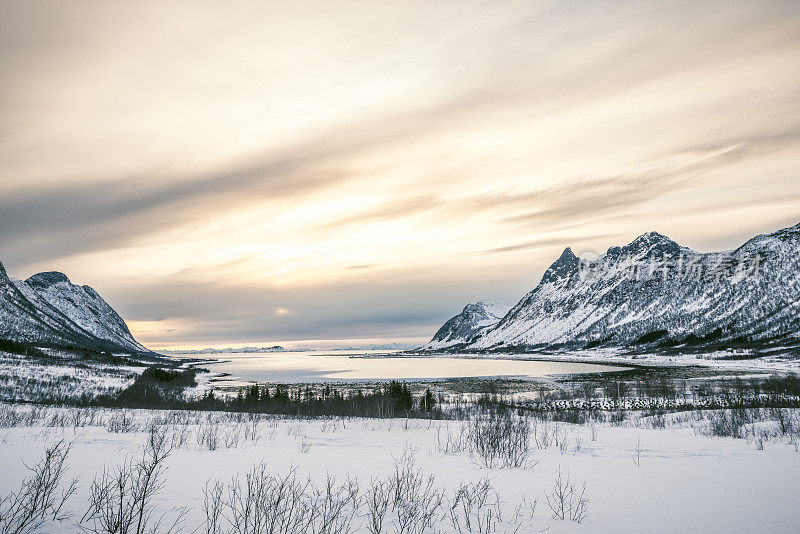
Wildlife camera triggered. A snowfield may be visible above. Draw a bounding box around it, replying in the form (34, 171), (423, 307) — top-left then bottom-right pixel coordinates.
(1, 405), (799, 533)
(0, 350), (142, 403)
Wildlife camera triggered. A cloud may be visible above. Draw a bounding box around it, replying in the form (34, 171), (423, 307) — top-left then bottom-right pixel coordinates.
(1, 0), (800, 346)
(483, 234), (623, 255)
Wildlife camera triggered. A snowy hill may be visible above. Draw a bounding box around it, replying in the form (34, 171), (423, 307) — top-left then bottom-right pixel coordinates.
(423, 300), (511, 350)
(0, 262), (149, 354)
(430, 222), (800, 352)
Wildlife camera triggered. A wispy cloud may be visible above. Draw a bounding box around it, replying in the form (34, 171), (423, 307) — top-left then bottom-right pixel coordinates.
(1, 0), (799, 346)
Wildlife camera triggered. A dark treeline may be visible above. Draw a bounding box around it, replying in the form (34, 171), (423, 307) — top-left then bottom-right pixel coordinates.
(89, 367), (445, 419)
(6, 362), (800, 420)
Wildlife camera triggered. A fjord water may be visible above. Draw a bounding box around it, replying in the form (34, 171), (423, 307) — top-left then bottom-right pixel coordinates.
(186, 351), (629, 383)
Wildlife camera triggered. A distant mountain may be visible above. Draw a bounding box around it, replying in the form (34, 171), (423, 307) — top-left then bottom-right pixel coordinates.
(426, 222), (800, 352)
(423, 300), (510, 350)
(0, 262), (149, 354)
(159, 346), (287, 355)
(331, 342), (420, 351)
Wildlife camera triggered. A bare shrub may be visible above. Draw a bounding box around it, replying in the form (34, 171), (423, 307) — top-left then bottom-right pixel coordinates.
(469, 414), (532, 468)
(649, 412), (667, 430)
(106, 411), (138, 433)
(202, 481), (224, 534)
(80, 427), (186, 534)
(168, 422), (192, 449)
(552, 424), (568, 451)
(702, 409), (758, 439)
(389, 450), (444, 534)
(298, 437), (311, 454)
(531, 419), (559, 450)
(447, 478), (515, 534)
(0, 441), (78, 534)
(364, 478), (391, 534)
(436, 424), (469, 455)
(311, 475), (359, 534)
(223, 464), (313, 533)
(769, 407), (792, 435)
(0, 404), (25, 428)
(205, 464), (358, 534)
(197, 423), (221, 451)
(632, 436), (643, 466)
(510, 496), (537, 524)
(543, 467), (588, 523)
(223, 427), (241, 449)
(242, 418), (261, 442)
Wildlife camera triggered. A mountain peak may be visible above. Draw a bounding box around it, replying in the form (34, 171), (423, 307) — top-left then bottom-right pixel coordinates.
(0, 261), (7, 282)
(25, 271), (72, 290)
(540, 247), (578, 284)
(426, 299), (511, 349)
(631, 231), (674, 246)
(621, 231), (680, 256)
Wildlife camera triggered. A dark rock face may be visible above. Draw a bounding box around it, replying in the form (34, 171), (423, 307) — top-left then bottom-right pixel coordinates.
(540, 248), (578, 285)
(25, 271), (71, 290)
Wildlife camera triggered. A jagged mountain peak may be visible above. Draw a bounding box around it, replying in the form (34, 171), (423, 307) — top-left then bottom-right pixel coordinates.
(424, 299), (511, 350)
(0, 261), (7, 282)
(621, 231), (680, 256)
(430, 220), (800, 352)
(26, 271), (72, 290)
(487, 222), (798, 349)
(540, 247), (578, 285)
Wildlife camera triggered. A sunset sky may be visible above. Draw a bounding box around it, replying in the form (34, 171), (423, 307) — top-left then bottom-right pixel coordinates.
(1, 0), (799, 349)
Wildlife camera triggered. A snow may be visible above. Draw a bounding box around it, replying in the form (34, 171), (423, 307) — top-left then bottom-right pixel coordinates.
(452, 222), (800, 351)
(424, 301), (511, 350)
(0, 262), (148, 354)
(0, 350), (142, 402)
(1, 405), (799, 533)
(33, 280), (147, 353)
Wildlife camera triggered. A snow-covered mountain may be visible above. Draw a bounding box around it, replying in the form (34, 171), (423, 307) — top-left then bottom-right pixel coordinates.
(0, 262), (148, 354)
(423, 300), (511, 350)
(428, 222), (800, 352)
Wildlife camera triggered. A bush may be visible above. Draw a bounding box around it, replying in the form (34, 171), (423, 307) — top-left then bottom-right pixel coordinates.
(203, 465), (359, 534)
(0, 441), (78, 534)
(80, 426), (187, 534)
(468, 413), (532, 468)
(544, 467), (588, 523)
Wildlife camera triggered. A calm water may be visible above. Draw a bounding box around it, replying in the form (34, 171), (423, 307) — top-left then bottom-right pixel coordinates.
(181, 351), (630, 383)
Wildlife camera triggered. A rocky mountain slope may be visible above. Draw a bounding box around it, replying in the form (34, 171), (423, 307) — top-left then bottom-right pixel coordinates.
(0, 261), (148, 354)
(423, 300), (510, 350)
(427, 222), (800, 352)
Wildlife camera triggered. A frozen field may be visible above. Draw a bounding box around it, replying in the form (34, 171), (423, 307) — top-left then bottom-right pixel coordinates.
(1, 405), (799, 533)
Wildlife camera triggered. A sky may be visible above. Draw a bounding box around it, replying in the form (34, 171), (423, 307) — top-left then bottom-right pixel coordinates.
(1, 0), (799, 349)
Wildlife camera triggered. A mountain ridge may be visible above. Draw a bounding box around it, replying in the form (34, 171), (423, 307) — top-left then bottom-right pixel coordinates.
(423, 300), (511, 350)
(0, 261), (150, 355)
(425, 222), (800, 353)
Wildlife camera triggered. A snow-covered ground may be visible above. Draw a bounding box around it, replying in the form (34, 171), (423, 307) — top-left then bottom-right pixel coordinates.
(0, 350), (142, 402)
(1, 405), (798, 533)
